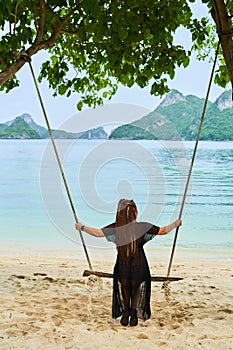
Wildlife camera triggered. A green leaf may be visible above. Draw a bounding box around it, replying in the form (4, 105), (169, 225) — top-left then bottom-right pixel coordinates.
(58, 84), (67, 95)
(77, 101), (83, 111)
(118, 27), (128, 40)
(183, 55), (190, 68)
(51, 55), (58, 66)
(82, 0), (101, 18)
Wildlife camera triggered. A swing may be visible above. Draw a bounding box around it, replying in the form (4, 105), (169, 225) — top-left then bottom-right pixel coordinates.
(22, 42), (219, 283)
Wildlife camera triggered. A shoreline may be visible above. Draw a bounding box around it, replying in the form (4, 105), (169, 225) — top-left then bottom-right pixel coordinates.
(0, 241), (232, 262)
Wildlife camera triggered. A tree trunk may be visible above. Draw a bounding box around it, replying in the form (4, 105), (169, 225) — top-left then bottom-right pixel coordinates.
(211, 0), (233, 90)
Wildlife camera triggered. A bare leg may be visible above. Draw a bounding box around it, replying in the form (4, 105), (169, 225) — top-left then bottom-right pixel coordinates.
(121, 283), (131, 310)
(130, 282), (141, 326)
(120, 282), (131, 326)
(131, 283), (141, 309)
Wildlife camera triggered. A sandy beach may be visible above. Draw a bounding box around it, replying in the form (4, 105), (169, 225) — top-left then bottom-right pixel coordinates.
(0, 243), (232, 350)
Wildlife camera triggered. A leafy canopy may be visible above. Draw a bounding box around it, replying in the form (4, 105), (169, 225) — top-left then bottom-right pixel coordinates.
(0, 0), (232, 110)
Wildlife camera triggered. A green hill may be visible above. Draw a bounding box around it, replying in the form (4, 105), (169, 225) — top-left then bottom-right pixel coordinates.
(0, 117), (40, 139)
(110, 90), (233, 141)
(2, 92), (232, 141)
(0, 114), (108, 139)
(199, 90), (233, 140)
(0, 124), (7, 131)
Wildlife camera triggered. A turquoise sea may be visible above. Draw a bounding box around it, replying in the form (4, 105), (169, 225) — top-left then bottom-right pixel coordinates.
(0, 139), (232, 256)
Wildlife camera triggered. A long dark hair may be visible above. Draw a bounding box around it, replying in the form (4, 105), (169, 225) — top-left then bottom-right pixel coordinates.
(115, 199), (138, 260)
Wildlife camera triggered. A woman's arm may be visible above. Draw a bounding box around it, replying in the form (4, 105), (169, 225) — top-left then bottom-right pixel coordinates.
(158, 219), (182, 236)
(75, 222), (104, 237)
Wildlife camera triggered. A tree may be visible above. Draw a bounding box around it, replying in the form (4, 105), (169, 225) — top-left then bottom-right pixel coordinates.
(0, 0), (232, 109)
(211, 0), (233, 90)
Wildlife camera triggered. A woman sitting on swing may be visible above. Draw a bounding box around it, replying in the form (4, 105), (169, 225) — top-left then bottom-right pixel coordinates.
(75, 198), (182, 327)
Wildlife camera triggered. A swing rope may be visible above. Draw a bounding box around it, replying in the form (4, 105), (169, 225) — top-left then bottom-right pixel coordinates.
(23, 54), (93, 272)
(165, 41), (220, 281)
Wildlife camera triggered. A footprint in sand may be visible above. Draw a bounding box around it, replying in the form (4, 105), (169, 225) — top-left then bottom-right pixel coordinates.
(11, 274), (26, 279)
(52, 316), (62, 326)
(137, 333), (149, 339)
(218, 308), (233, 314)
(42, 276), (58, 283)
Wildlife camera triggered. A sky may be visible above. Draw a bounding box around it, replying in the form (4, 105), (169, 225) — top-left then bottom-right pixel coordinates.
(0, 1), (229, 129)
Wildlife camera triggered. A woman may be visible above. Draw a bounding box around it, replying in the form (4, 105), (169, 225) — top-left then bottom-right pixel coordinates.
(75, 198), (182, 327)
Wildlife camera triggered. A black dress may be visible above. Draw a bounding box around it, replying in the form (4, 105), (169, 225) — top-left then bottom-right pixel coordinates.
(102, 221), (159, 321)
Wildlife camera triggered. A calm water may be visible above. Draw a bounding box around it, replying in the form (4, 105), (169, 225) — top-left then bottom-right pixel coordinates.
(0, 139), (232, 253)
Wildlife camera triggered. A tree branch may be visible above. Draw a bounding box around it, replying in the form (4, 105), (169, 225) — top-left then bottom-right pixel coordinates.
(0, 58), (26, 86)
(0, 57), (7, 69)
(62, 3), (82, 24)
(0, 3), (82, 86)
(34, 0), (46, 44)
(13, 2), (19, 34)
(34, 2), (38, 31)
(61, 29), (81, 41)
(31, 2), (82, 50)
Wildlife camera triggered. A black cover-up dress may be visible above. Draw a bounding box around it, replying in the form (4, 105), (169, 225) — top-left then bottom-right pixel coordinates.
(102, 221), (159, 321)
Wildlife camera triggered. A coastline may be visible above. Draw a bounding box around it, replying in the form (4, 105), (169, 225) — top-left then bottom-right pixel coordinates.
(0, 243), (232, 349)
(0, 241), (232, 261)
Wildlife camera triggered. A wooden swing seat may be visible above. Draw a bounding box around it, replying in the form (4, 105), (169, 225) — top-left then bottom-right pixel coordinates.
(83, 269), (183, 282)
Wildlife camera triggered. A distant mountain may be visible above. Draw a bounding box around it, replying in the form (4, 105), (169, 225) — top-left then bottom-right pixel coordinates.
(0, 113), (108, 140)
(5, 113), (48, 138)
(2, 90), (232, 141)
(110, 90), (233, 141)
(0, 117), (41, 139)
